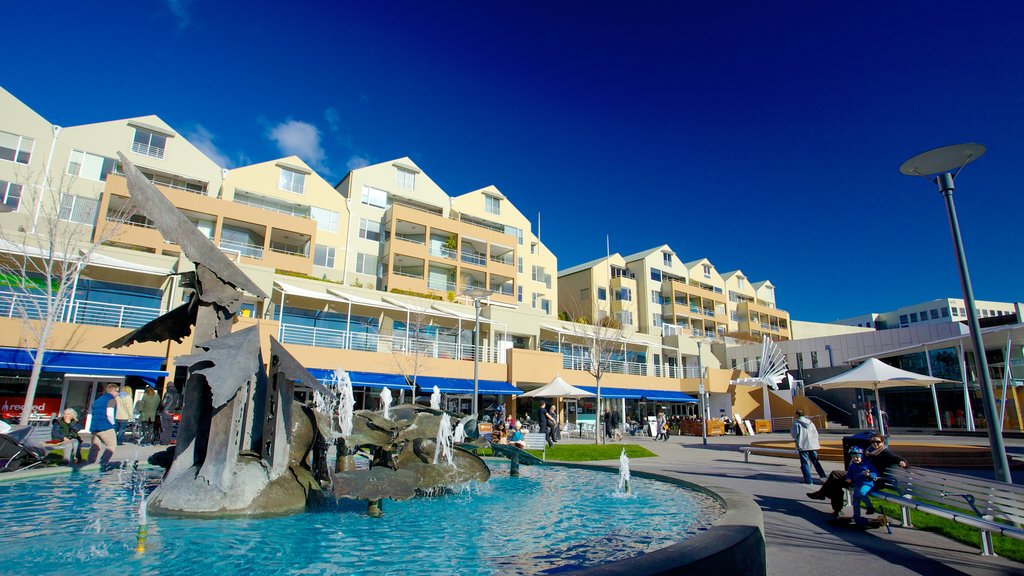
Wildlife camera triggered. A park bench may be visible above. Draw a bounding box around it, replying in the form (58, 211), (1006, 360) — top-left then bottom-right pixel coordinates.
(738, 445), (795, 463)
(523, 432), (547, 461)
(871, 466), (1024, 555)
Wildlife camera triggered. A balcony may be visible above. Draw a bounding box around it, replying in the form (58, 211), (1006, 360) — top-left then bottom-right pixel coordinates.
(279, 324), (502, 362)
(0, 293), (160, 329)
(460, 249), (487, 267)
(219, 239), (263, 259)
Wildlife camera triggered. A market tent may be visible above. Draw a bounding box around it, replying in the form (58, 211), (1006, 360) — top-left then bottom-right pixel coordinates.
(520, 375), (594, 398)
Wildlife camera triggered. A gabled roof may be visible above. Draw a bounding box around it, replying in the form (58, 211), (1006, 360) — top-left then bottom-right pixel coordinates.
(558, 254), (617, 277)
(684, 257), (713, 269)
(720, 270), (745, 281)
(622, 244), (675, 263)
(751, 280), (774, 290)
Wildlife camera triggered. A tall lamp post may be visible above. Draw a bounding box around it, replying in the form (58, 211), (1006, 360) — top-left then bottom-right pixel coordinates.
(900, 143), (1011, 484)
(463, 287), (491, 419)
(695, 337), (714, 445)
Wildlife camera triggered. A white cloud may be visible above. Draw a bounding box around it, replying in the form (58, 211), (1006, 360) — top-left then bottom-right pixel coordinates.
(268, 120), (329, 174)
(324, 107), (341, 132)
(165, 0), (194, 29)
(186, 124), (232, 168)
(346, 155), (370, 171)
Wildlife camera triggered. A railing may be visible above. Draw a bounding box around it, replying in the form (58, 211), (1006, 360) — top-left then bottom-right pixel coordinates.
(131, 141), (165, 159)
(392, 269), (425, 280)
(278, 324), (501, 362)
(490, 285), (514, 296)
(562, 355), (648, 377)
(269, 242), (307, 257)
(489, 255), (514, 266)
(461, 250), (486, 266)
(0, 293), (160, 329)
(429, 245), (457, 259)
(233, 194), (310, 218)
(396, 234), (426, 245)
(219, 239), (263, 259)
(426, 279), (457, 292)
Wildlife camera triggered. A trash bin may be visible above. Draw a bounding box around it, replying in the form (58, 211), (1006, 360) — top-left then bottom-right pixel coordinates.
(842, 431), (876, 468)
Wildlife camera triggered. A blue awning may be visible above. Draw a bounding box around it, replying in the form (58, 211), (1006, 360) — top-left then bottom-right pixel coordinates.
(642, 390), (698, 403)
(308, 369), (412, 390)
(0, 347), (168, 378)
(415, 375), (522, 395)
(578, 386), (644, 399)
(578, 385), (696, 402)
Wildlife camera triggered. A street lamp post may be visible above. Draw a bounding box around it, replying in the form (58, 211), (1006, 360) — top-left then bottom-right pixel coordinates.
(463, 287), (491, 419)
(901, 143), (1011, 484)
(696, 339), (709, 445)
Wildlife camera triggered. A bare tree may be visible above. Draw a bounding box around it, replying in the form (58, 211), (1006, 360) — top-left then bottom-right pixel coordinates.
(0, 169), (134, 425)
(388, 302), (437, 405)
(562, 298), (627, 444)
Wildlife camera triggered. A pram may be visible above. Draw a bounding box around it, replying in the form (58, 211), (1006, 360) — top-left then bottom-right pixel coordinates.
(0, 426), (48, 472)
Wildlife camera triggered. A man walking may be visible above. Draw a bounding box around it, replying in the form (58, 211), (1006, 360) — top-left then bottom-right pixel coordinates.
(537, 402), (548, 438)
(88, 382), (120, 469)
(791, 409), (826, 484)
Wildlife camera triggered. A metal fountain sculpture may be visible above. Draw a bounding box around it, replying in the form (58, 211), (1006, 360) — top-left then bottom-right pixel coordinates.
(106, 153), (490, 517)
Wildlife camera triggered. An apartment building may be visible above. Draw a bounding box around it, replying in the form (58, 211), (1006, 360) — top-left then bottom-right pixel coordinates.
(835, 298), (1020, 330)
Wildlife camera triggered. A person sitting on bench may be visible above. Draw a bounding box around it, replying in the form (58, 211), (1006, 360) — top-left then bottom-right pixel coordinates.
(509, 422), (526, 449)
(50, 409), (83, 465)
(808, 433), (907, 517)
(846, 446), (879, 525)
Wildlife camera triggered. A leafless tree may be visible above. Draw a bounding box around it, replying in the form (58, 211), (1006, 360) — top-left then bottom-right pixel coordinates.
(387, 303), (438, 405)
(0, 169), (134, 425)
(561, 298), (628, 444)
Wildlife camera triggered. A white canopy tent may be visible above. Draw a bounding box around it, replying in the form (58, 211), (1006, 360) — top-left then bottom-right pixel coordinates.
(811, 358), (955, 436)
(520, 375), (595, 399)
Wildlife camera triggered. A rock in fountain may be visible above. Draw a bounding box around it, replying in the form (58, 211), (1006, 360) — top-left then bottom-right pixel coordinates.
(107, 154), (491, 518)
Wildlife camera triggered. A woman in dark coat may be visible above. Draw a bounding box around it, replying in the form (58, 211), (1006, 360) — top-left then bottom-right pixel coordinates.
(807, 433), (907, 516)
(51, 408), (83, 465)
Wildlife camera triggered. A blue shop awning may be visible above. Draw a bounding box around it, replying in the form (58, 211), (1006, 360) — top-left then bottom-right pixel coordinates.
(642, 390), (698, 403)
(308, 369), (412, 390)
(415, 375), (522, 395)
(0, 347), (168, 378)
(578, 386), (644, 399)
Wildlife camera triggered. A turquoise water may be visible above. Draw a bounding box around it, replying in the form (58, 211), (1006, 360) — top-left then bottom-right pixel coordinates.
(0, 462), (722, 575)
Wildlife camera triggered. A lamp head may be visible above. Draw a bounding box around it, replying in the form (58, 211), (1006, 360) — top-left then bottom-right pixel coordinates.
(900, 143), (985, 177)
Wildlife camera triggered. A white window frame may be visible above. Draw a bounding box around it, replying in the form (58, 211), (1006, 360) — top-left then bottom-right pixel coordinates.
(484, 195), (501, 215)
(0, 131), (35, 165)
(358, 218), (382, 242)
(314, 244), (336, 268)
(395, 167), (416, 190)
(311, 207), (339, 232)
(57, 194), (99, 225)
(1, 180), (23, 211)
(355, 252), (377, 275)
(67, 150), (119, 182)
(361, 185), (388, 208)
(279, 168), (305, 194)
(131, 129), (166, 159)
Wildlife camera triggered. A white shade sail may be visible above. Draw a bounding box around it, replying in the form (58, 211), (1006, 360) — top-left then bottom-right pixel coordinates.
(520, 375), (595, 399)
(812, 358), (954, 390)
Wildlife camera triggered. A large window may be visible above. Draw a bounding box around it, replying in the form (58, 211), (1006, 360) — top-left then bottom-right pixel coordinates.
(395, 167), (416, 190)
(597, 287), (607, 301)
(58, 194), (99, 225)
(1, 180), (22, 211)
(311, 207), (339, 232)
(355, 252), (377, 275)
(313, 244), (335, 268)
(361, 185), (388, 208)
(358, 218), (382, 242)
(279, 168), (305, 194)
(67, 150), (119, 181)
(615, 287), (632, 301)
(484, 195), (501, 215)
(650, 268), (661, 282)
(541, 298), (551, 315)
(0, 131), (34, 164)
(132, 129), (166, 159)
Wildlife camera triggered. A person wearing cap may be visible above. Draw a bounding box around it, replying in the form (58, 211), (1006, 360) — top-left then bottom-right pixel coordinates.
(846, 446), (879, 524)
(808, 433), (907, 517)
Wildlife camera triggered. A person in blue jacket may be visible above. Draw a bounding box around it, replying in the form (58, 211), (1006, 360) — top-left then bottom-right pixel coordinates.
(847, 446), (879, 525)
(87, 382), (121, 469)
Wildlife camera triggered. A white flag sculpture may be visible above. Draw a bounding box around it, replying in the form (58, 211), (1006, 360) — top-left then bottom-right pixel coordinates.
(730, 336), (789, 425)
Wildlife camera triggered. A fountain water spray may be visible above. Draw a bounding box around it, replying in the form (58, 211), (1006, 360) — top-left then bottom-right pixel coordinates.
(433, 413), (454, 466)
(453, 417), (467, 443)
(380, 387), (393, 420)
(430, 385), (441, 410)
(336, 368), (355, 437)
(616, 448), (631, 495)
(135, 486), (148, 554)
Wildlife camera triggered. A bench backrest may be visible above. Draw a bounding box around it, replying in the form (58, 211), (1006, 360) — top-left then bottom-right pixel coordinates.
(523, 433), (546, 449)
(884, 467), (1024, 525)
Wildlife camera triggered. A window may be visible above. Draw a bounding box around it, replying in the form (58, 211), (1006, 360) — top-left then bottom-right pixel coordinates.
(597, 287), (607, 301)
(0, 131), (34, 164)
(652, 314), (663, 327)
(484, 195), (501, 215)
(58, 194), (99, 225)
(617, 311), (633, 325)
(1, 180), (22, 211)
(355, 253), (377, 275)
(930, 309), (939, 319)
(132, 129), (166, 159)
(517, 285), (522, 303)
(580, 288), (589, 300)
(663, 252), (672, 266)
(531, 265), (544, 282)
(731, 311), (738, 321)
(504, 225), (523, 245)
(650, 268), (662, 282)
(899, 314), (909, 325)
(313, 245), (335, 268)
(811, 351), (819, 369)
(615, 287), (632, 301)
(910, 312), (918, 323)
(959, 307), (966, 316)
(311, 207), (339, 232)
(531, 292), (539, 309)
(702, 264), (712, 278)
(395, 167), (416, 190)
(67, 150), (119, 181)
(358, 218), (381, 241)
(731, 358), (737, 369)
(279, 168), (305, 194)
(530, 242), (537, 255)
(738, 277), (745, 289)
(651, 290), (660, 304)
(541, 299), (551, 314)
(361, 185), (389, 208)
(517, 257), (523, 274)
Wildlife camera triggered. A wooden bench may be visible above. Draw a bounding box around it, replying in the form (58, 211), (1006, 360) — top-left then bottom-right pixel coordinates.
(738, 445), (794, 462)
(523, 432), (547, 461)
(871, 466), (1024, 555)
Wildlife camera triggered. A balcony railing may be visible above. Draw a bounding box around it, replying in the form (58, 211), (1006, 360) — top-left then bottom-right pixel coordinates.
(396, 234), (426, 246)
(392, 270), (425, 280)
(131, 141), (165, 159)
(427, 279), (457, 292)
(461, 250), (487, 267)
(219, 239), (263, 259)
(489, 255), (514, 266)
(279, 324), (501, 363)
(562, 355), (648, 377)
(0, 293), (160, 329)
(429, 245), (457, 260)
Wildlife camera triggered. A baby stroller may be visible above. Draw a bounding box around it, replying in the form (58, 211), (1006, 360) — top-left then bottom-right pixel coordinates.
(0, 426), (48, 472)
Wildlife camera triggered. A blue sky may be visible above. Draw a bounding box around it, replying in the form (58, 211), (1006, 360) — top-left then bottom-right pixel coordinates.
(3, 1), (1022, 322)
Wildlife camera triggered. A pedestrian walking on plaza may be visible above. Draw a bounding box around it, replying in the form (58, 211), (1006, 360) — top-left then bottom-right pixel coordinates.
(537, 402), (548, 437)
(656, 410), (668, 441)
(545, 403), (559, 447)
(114, 384), (134, 443)
(791, 409), (826, 485)
(135, 386), (160, 445)
(88, 383), (120, 469)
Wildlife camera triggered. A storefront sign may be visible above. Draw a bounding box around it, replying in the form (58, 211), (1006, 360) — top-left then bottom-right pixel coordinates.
(0, 396), (61, 419)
